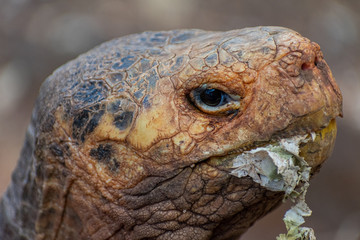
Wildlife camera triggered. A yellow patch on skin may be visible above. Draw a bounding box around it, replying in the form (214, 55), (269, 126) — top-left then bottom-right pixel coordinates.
(127, 94), (179, 150)
(231, 62), (246, 73)
(239, 69), (257, 84)
(188, 119), (208, 136)
(172, 132), (195, 155)
(55, 108), (72, 137)
(94, 163), (113, 184)
(53, 104), (147, 189)
(178, 64), (198, 82)
(92, 112), (131, 141)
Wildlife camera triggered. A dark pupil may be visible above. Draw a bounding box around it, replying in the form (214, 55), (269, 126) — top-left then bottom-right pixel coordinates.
(200, 89), (224, 107)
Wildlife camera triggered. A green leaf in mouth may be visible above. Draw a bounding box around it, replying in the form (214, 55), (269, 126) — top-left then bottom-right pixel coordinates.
(229, 133), (316, 240)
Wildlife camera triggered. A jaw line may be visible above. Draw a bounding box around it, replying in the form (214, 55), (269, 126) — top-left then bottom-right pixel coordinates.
(201, 118), (337, 171)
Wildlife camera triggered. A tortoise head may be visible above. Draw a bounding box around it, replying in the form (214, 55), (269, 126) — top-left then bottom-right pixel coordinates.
(29, 27), (342, 239)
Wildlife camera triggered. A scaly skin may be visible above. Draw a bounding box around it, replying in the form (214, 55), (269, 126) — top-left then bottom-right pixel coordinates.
(0, 27), (342, 240)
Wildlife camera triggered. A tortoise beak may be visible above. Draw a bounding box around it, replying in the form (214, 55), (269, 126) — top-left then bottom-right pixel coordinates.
(299, 118), (337, 170)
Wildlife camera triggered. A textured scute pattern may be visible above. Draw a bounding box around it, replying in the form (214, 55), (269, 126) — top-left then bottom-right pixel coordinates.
(0, 27), (342, 240)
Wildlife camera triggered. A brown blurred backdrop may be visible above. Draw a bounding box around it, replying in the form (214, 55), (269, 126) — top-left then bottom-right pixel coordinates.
(0, 0), (359, 239)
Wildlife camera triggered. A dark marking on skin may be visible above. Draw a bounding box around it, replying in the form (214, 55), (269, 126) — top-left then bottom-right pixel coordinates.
(127, 67), (140, 79)
(72, 105), (105, 142)
(148, 49), (165, 56)
(73, 81), (108, 105)
(145, 68), (160, 89)
(112, 55), (137, 70)
(150, 32), (169, 44)
(88, 104), (99, 111)
(68, 63), (82, 81)
(94, 70), (107, 79)
(129, 76), (140, 86)
(170, 32), (195, 44)
(149, 37), (166, 43)
(138, 58), (152, 73)
(138, 36), (147, 43)
(116, 86), (126, 93)
(107, 99), (136, 130)
(170, 56), (185, 73)
(72, 109), (90, 140)
(42, 114), (55, 132)
(61, 100), (73, 121)
(107, 51), (121, 60)
(107, 100), (122, 114)
(90, 144), (120, 171)
(49, 143), (71, 165)
(81, 109), (104, 141)
(90, 144), (112, 162)
(205, 53), (218, 67)
(49, 144), (63, 157)
(110, 73), (124, 81)
(109, 72), (125, 86)
(143, 95), (151, 108)
(136, 79), (148, 89)
(113, 111), (134, 130)
(63, 144), (71, 157)
(134, 89), (144, 99)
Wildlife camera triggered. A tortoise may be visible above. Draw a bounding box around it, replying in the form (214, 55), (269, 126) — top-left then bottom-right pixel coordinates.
(0, 26), (342, 239)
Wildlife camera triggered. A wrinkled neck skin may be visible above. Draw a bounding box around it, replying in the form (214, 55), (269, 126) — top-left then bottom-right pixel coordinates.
(0, 27), (342, 240)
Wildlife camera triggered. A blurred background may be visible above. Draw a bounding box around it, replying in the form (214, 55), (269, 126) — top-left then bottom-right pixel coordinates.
(0, 0), (359, 239)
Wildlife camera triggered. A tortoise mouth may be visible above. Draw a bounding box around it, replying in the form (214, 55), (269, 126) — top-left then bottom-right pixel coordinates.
(206, 119), (337, 173)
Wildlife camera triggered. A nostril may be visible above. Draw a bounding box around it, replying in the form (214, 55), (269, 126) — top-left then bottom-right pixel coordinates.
(301, 62), (315, 71)
(314, 57), (319, 67)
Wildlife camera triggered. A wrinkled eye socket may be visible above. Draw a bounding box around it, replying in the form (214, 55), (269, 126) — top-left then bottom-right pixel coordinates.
(189, 86), (241, 115)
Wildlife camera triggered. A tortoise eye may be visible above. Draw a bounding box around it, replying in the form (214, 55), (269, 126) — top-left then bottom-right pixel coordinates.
(189, 85), (241, 115)
(200, 88), (227, 107)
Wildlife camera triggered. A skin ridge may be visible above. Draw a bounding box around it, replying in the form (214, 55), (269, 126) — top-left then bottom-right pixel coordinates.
(0, 27), (342, 240)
